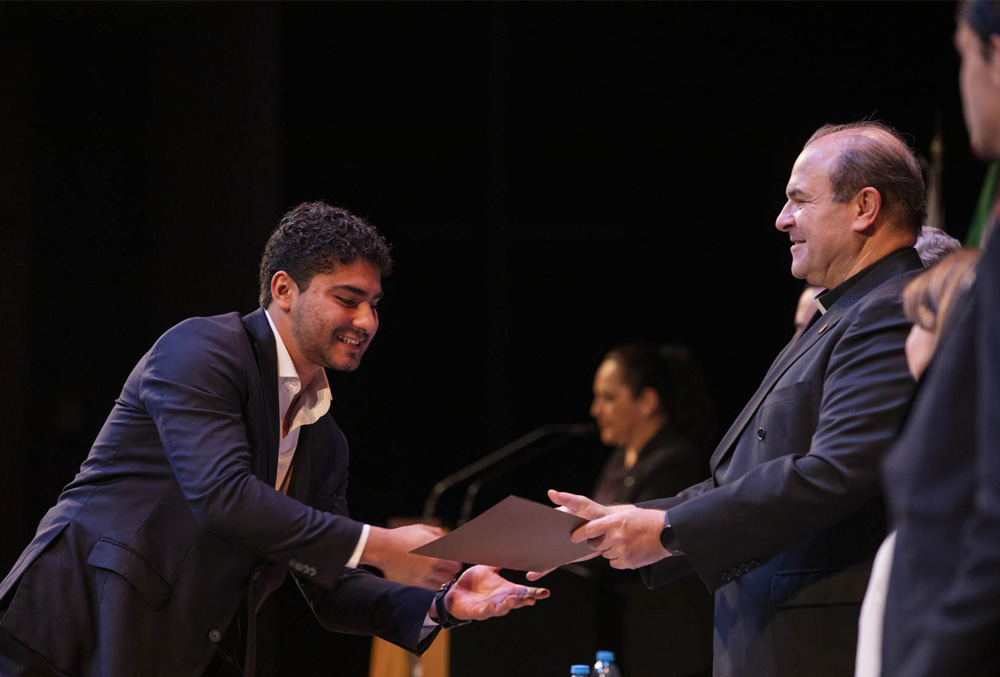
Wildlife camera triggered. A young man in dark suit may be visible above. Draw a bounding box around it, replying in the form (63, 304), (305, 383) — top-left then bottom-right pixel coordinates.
(0, 202), (548, 676)
(536, 122), (926, 676)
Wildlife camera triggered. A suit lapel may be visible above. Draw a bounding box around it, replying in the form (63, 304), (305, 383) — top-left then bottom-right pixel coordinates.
(708, 247), (923, 472)
(242, 308), (281, 487)
(708, 309), (848, 470)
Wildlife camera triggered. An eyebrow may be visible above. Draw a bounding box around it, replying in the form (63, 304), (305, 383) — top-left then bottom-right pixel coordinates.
(786, 187), (806, 200)
(332, 284), (383, 301)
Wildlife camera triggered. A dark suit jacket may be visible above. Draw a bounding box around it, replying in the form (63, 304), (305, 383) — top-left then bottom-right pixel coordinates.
(0, 309), (436, 676)
(641, 247), (922, 676)
(882, 230), (1000, 675)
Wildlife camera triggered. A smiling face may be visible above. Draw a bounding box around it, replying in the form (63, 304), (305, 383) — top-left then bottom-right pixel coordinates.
(277, 259), (383, 375)
(774, 136), (859, 289)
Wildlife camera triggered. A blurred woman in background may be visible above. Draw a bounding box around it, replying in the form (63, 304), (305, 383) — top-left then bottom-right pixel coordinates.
(588, 342), (716, 676)
(590, 342), (715, 506)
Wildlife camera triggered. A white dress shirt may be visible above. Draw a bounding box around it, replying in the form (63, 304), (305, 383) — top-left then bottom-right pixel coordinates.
(265, 309), (368, 568)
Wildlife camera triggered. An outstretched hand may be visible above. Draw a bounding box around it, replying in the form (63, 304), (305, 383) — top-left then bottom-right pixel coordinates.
(364, 524), (462, 590)
(443, 565), (550, 621)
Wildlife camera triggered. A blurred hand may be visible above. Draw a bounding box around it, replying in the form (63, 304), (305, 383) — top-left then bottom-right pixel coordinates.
(442, 565), (550, 621)
(364, 523), (462, 590)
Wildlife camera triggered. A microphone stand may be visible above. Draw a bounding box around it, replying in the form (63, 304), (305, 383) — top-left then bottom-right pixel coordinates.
(421, 422), (595, 524)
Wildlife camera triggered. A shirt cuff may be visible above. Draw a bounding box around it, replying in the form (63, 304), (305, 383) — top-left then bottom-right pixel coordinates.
(344, 524), (370, 569)
(420, 613), (439, 638)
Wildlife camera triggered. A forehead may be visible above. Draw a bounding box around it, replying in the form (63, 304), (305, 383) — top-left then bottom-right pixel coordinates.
(955, 20), (980, 55)
(594, 359), (625, 387)
(312, 259), (383, 294)
(787, 140), (837, 192)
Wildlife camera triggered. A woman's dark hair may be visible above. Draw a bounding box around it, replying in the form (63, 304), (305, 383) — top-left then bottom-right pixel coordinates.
(604, 342), (716, 450)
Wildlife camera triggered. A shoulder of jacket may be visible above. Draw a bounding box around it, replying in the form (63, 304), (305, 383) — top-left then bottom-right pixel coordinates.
(147, 312), (254, 372)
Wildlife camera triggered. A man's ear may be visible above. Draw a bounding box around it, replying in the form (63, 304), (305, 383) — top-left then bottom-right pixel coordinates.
(270, 271), (298, 311)
(850, 187), (882, 235)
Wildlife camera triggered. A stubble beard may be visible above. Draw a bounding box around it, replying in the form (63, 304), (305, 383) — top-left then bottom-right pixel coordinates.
(293, 314), (364, 373)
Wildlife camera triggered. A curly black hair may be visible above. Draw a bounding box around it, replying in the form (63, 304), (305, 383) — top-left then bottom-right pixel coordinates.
(258, 201), (393, 308)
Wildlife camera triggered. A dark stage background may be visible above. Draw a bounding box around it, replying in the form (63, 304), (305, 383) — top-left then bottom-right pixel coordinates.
(0, 2), (982, 675)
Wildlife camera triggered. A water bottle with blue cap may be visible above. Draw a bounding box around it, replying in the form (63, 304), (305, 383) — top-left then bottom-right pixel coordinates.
(591, 650), (621, 677)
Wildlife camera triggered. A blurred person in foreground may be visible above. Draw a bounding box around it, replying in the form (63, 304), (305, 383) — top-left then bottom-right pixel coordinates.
(0, 201), (547, 677)
(535, 120), (927, 676)
(854, 249), (980, 676)
(880, 1), (1000, 672)
(589, 342), (715, 675)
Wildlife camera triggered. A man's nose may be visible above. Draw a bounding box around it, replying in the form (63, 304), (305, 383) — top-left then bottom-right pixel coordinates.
(353, 304), (378, 332)
(775, 202), (794, 232)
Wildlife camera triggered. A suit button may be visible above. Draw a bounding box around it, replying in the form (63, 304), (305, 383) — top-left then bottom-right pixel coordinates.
(731, 567), (742, 579)
(721, 572), (732, 583)
(756, 427), (766, 440)
(208, 629), (222, 643)
(741, 562), (752, 574)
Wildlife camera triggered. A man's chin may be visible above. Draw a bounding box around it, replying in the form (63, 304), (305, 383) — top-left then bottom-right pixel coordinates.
(789, 262), (809, 281)
(326, 352), (364, 372)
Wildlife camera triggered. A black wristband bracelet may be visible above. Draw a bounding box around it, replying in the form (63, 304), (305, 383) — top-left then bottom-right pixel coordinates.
(434, 579), (471, 629)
